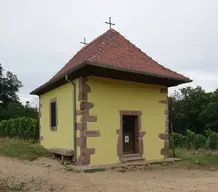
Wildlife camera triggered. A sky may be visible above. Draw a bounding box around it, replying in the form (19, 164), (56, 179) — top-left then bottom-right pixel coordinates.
(0, 0), (218, 104)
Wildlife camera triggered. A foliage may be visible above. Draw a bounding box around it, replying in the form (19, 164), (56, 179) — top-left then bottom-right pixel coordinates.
(0, 63), (38, 121)
(0, 138), (49, 160)
(169, 86), (218, 134)
(185, 130), (207, 149)
(170, 130), (218, 150)
(0, 63), (22, 108)
(0, 102), (39, 121)
(0, 117), (39, 140)
(194, 134), (207, 149)
(199, 102), (218, 133)
(169, 133), (186, 148)
(206, 132), (218, 150)
(205, 129), (214, 137)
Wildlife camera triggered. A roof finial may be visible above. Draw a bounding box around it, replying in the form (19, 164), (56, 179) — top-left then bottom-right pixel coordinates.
(105, 17), (115, 29)
(80, 38), (88, 46)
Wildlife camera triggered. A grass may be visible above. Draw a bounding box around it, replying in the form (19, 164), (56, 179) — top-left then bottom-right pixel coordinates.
(0, 138), (49, 161)
(170, 148), (218, 166)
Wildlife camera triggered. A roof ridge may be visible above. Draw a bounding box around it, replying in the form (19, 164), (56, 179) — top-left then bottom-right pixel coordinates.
(88, 29), (114, 61)
(79, 30), (111, 52)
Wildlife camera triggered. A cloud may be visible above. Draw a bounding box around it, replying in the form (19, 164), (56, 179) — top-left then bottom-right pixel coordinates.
(19, 94), (38, 105)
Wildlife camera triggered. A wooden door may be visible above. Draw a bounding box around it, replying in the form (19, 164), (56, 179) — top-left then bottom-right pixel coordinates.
(122, 115), (136, 154)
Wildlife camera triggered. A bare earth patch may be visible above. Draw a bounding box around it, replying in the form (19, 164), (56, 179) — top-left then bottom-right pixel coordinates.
(0, 157), (218, 192)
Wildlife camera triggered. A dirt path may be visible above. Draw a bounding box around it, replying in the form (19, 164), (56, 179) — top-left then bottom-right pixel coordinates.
(0, 157), (218, 192)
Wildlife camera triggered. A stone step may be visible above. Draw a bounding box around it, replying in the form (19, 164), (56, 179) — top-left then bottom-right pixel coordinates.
(121, 153), (144, 162)
(122, 153), (141, 157)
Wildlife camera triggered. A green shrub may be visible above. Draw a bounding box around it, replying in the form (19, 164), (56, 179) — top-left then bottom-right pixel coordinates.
(169, 133), (186, 148)
(194, 134), (207, 149)
(169, 130), (208, 149)
(205, 129), (214, 137)
(206, 132), (218, 150)
(185, 130), (196, 149)
(0, 117), (39, 141)
(185, 130), (207, 149)
(169, 130), (218, 150)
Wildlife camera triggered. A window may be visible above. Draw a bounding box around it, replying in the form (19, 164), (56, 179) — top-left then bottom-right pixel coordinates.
(50, 99), (57, 130)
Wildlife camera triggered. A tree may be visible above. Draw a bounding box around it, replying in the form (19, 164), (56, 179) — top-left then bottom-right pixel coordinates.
(0, 63), (39, 121)
(0, 63), (22, 108)
(168, 91), (187, 133)
(198, 90), (218, 133)
(199, 102), (218, 132)
(180, 86), (211, 133)
(169, 86), (211, 134)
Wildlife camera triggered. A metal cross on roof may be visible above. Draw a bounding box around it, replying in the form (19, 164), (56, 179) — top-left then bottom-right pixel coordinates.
(105, 17), (115, 29)
(80, 38), (88, 45)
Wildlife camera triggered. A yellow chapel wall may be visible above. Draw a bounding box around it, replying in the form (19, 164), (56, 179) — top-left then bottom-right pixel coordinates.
(86, 76), (167, 166)
(39, 80), (78, 150)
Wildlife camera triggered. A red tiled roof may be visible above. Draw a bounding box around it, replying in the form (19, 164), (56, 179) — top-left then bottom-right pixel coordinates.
(51, 29), (190, 81)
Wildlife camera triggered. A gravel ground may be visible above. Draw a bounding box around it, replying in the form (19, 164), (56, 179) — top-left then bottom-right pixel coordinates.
(0, 157), (218, 192)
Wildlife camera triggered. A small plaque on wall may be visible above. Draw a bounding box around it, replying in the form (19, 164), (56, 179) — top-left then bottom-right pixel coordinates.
(125, 136), (129, 143)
